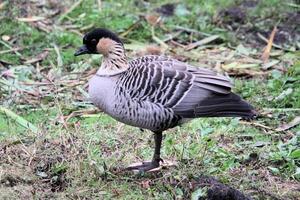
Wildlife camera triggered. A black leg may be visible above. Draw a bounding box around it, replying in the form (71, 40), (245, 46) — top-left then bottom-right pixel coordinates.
(152, 131), (163, 163)
(126, 131), (163, 172)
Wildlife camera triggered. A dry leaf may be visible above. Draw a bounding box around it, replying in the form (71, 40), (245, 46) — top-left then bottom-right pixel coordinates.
(146, 45), (162, 55)
(276, 116), (300, 132)
(262, 60), (280, 70)
(0, 69), (15, 78)
(261, 26), (277, 63)
(145, 14), (161, 26)
(140, 180), (151, 189)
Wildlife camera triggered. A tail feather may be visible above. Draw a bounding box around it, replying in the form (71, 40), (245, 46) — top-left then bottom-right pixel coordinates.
(195, 93), (256, 118)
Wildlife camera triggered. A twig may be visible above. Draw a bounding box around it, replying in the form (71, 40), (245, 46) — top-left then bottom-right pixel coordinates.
(69, 29), (83, 36)
(185, 35), (220, 50)
(239, 121), (275, 131)
(52, 43), (63, 67)
(0, 40), (22, 57)
(261, 26), (277, 63)
(0, 47), (22, 54)
(263, 108), (300, 112)
(151, 26), (168, 50)
(284, 2), (300, 8)
(0, 106), (39, 134)
(162, 30), (183, 42)
(170, 40), (186, 48)
(58, 0), (84, 23)
(80, 23), (95, 31)
(172, 25), (211, 37)
(17, 16), (45, 22)
(119, 20), (141, 38)
(257, 33), (292, 52)
(64, 108), (99, 122)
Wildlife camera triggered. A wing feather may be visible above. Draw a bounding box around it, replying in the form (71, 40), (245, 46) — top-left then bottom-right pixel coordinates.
(127, 55), (254, 119)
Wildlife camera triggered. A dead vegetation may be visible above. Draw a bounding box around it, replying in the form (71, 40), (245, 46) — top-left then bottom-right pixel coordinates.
(0, 0), (299, 199)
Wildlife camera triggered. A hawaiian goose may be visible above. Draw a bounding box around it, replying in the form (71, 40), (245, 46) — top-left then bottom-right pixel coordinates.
(75, 28), (256, 172)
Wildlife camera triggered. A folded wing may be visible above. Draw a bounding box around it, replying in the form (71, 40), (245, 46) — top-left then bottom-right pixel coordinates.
(128, 55), (255, 119)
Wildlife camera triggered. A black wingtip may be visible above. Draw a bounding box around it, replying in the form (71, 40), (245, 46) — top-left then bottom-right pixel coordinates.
(193, 93), (257, 118)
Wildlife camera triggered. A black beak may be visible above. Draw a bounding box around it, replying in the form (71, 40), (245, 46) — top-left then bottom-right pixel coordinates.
(74, 45), (90, 56)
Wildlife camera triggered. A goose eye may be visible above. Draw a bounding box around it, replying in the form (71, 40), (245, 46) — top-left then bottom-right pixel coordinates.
(91, 39), (97, 45)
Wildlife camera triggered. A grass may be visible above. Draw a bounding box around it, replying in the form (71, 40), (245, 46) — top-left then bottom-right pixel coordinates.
(0, 0), (299, 199)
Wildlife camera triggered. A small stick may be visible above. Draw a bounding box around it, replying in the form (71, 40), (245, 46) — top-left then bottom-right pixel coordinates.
(0, 47), (22, 54)
(263, 108), (300, 112)
(151, 26), (168, 50)
(97, 0), (102, 10)
(261, 26), (277, 63)
(172, 25), (211, 37)
(257, 32), (292, 51)
(58, 0), (84, 23)
(240, 121), (274, 130)
(0, 40), (22, 57)
(119, 20), (141, 38)
(52, 43), (63, 67)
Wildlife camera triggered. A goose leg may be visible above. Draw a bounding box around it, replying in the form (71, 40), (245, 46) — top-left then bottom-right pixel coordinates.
(126, 132), (163, 172)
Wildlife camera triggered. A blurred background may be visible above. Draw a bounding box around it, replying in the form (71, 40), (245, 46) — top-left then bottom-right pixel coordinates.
(0, 0), (299, 199)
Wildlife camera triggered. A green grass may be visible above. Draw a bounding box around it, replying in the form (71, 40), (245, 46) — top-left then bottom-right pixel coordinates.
(0, 0), (299, 199)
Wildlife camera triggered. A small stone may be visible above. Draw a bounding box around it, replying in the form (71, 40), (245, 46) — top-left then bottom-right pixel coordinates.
(36, 171), (48, 178)
(2, 35), (10, 41)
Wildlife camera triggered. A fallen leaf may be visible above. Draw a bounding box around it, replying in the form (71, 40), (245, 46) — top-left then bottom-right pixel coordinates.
(268, 166), (280, 175)
(145, 14), (161, 26)
(0, 69), (15, 78)
(275, 88), (293, 101)
(0, 106), (39, 133)
(261, 26), (277, 63)
(140, 180), (151, 189)
(146, 45), (162, 55)
(262, 59), (280, 70)
(236, 44), (252, 56)
(36, 171), (48, 178)
(276, 116), (300, 131)
(253, 141), (270, 147)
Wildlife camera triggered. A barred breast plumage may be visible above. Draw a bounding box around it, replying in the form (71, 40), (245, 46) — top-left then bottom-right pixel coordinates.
(75, 28), (256, 172)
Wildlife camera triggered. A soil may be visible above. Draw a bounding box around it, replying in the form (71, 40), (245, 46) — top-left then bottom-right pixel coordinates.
(217, 1), (300, 49)
(0, 136), (86, 199)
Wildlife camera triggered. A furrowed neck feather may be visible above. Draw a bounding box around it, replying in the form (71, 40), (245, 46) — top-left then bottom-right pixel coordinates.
(97, 42), (129, 76)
